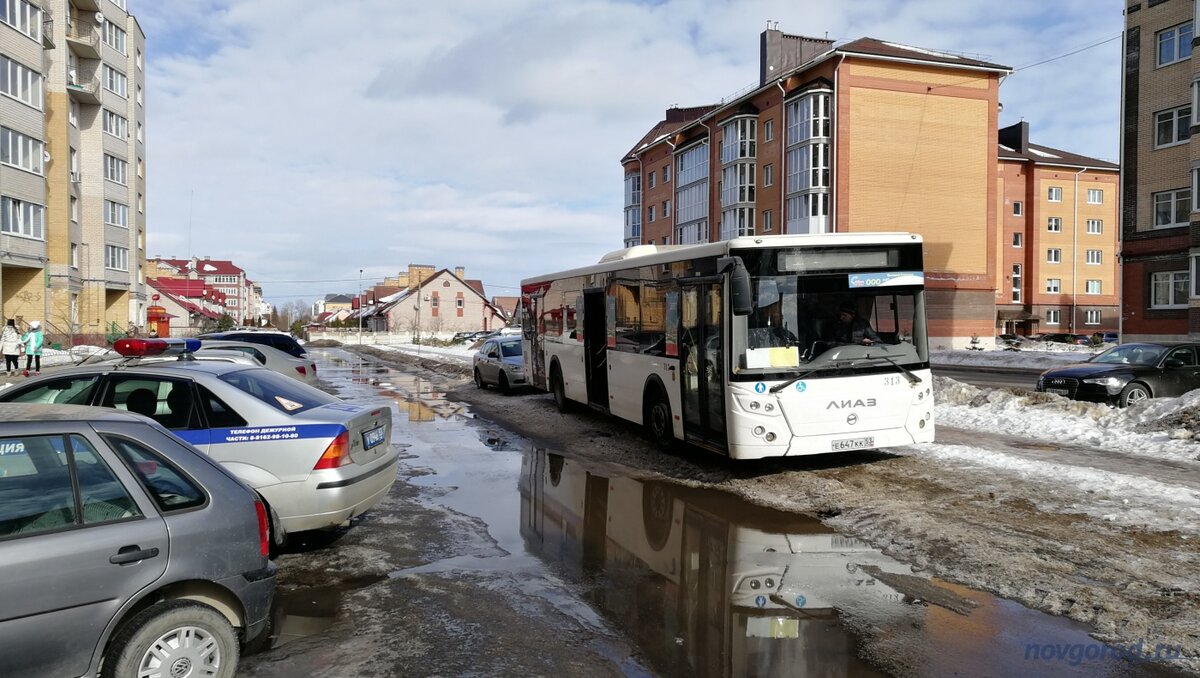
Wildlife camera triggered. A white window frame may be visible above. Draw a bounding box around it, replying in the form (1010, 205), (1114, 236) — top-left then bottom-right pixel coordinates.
(1086, 219), (1103, 235)
(1154, 105), (1192, 148)
(0, 0), (42, 42)
(648, 171), (656, 189)
(102, 109), (128, 140)
(647, 205), (655, 222)
(0, 126), (44, 175)
(1046, 309), (1060, 325)
(1012, 232), (1022, 248)
(1047, 217), (1062, 233)
(104, 200), (128, 228)
(1046, 278), (1060, 293)
(1, 195), (44, 239)
(763, 163), (773, 187)
(1086, 249), (1102, 265)
(662, 199), (669, 217)
(0, 55), (44, 110)
(763, 119), (774, 142)
(103, 21), (127, 55)
(104, 154), (128, 185)
(69, 195), (77, 222)
(1153, 188), (1191, 229)
(762, 209), (772, 232)
(110, 0), (128, 9)
(70, 243), (79, 269)
(1047, 186), (1062, 202)
(104, 244), (128, 272)
(1012, 264), (1022, 303)
(1193, 168), (1200, 213)
(1193, 78), (1200, 126)
(1157, 21), (1194, 67)
(1013, 201), (1023, 216)
(1084, 310), (1101, 326)
(102, 64), (128, 97)
(1047, 248), (1062, 264)
(1086, 188), (1103, 205)
(1151, 270), (1189, 309)
(1085, 280), (1102, 295)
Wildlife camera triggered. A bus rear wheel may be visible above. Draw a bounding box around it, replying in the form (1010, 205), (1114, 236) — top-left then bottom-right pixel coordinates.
(551, 367), (570, 413)
(645, 389), (674, 449)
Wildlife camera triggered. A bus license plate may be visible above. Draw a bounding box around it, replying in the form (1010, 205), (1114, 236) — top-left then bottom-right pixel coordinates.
(362, 426), (386, 450)
(831, 436), (874, 451)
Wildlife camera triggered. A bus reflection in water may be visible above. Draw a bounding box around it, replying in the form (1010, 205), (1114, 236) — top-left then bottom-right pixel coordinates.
(520, 451), (915, 677)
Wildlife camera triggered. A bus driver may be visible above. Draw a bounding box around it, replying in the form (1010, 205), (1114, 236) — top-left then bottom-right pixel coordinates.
(830, 304), (880, 346)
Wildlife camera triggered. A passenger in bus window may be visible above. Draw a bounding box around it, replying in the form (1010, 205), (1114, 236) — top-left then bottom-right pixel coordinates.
(749, 301), (796, 348)
(831, 305), (880, 346)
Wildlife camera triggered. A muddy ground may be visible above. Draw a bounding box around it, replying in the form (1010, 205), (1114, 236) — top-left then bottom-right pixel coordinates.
(346, 344), (1200, 673)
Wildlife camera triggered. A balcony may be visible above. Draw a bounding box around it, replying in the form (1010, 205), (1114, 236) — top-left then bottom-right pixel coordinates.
(67, 75), (100, 104)
(66, 21), (100, 58)
(71, 0), (101, 11)
(42, 18), (54, 48)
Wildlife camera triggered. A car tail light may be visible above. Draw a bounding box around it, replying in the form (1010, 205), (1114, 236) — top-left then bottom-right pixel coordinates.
(310, 362), (317, 374)
(313, 430), (351, 469)
(254, 499), (270, 557)
(296, 365), (308, 376)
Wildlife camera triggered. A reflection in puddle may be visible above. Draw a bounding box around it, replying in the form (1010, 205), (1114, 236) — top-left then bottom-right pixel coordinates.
(519, 451), (1174, 677)
(266, 575), (385, 649)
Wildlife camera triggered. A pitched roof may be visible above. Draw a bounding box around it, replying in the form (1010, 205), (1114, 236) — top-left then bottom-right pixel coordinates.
(152, 258), (245, 276)
(998, 142), (1118, 170)
(623, 106), (719, 159)
(325, 293), (353, 303)
(835, 38), (1010, 72)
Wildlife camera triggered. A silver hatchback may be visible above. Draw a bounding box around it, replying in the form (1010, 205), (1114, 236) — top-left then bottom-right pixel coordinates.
(0, 404), (275, 678)
(473, 337), (526, 393)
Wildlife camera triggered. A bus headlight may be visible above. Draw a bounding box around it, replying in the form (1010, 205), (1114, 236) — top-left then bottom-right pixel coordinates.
(737, 396), (782, 416)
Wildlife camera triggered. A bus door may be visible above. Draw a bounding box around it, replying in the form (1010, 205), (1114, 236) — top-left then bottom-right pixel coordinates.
(583, 289), (609, 409)
(680, 281), (727, 447)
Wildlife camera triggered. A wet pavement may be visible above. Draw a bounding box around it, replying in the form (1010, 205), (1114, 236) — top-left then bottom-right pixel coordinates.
(242, 348), (1190, 677)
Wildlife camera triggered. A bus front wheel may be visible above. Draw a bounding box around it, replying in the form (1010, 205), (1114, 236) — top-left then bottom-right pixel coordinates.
(645, 389), (674, 449)
(551, 366), (571, 413)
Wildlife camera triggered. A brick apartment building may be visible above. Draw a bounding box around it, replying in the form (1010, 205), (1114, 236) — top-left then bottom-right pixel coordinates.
(1122, 0), (1199, 341)
(623, 29), (1118, 344)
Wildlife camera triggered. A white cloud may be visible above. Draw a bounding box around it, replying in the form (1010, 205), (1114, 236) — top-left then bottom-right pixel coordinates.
(140, 0), (1121, 304)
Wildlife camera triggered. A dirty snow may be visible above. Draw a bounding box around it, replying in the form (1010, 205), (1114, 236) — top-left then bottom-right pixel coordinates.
(369, 342), (475, 366)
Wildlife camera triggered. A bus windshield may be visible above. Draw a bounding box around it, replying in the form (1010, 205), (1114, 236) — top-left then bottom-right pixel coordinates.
(731, 273), (928, 376)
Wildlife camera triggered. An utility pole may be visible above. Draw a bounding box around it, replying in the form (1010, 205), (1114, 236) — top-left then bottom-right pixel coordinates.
(358, 269), (363, 346)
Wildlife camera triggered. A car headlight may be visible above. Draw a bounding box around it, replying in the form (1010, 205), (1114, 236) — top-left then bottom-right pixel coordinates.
(1082, 375), (1129, 392)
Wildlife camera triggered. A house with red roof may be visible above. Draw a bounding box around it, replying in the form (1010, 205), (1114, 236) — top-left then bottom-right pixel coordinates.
(150, 256), (260, 324)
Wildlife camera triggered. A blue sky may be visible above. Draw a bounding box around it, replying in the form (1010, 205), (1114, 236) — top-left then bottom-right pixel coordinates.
(135, 0), (1122, 308)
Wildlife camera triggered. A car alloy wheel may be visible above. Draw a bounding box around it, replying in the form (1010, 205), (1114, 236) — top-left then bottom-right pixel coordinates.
(474, 368), (486, 389)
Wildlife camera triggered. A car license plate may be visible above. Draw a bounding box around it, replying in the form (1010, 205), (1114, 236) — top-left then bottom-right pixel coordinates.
(831, 436), (874, 451)
(1047, 388), (1069, 396)
(362, 426), (386, 450)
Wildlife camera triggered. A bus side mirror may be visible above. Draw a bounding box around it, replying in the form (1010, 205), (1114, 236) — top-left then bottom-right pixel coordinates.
(717, 256), (753, 316)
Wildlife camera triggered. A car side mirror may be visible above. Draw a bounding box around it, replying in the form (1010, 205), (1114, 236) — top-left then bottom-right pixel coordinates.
(1164, 358), (1186, 369)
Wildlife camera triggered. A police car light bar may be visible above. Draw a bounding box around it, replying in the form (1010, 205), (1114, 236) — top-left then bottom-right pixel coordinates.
(114, 338), (201, 357)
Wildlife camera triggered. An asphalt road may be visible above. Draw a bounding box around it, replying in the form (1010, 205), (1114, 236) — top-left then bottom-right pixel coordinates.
(931, 364), (1042, 389)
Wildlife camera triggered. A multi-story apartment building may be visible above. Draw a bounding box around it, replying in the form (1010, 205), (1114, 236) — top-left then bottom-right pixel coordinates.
(1122, 0), (1198, 341)
(150, 256), (263, 324)
(996, 122), (1120, 336)
(623, 29), (1013, 344)
(0, 0), (146, 340)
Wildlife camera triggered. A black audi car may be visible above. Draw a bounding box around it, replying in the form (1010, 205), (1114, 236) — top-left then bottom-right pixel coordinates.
(1035, 342), (1200, 407)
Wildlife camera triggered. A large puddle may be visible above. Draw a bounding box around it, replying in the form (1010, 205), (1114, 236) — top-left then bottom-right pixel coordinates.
(302, 348), (1187, 677)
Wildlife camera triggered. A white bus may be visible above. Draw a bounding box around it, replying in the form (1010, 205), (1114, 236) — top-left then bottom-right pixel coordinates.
(520, 233), (935, 459)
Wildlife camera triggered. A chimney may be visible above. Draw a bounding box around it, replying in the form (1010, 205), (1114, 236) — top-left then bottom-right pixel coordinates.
(454, 266), (465, 279)
(760, 28), (834, 86)
(998, 121), (1030, 154)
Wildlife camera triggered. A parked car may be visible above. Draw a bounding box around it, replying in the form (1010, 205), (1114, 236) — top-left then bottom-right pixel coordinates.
(1035, 342), (1200, 406)
(198, 331), (308, 359)
(0, 403), (274, 678)
(0, 339), (398, 546)
(197, 339), (319, 384)
(473, 336), (525, 393)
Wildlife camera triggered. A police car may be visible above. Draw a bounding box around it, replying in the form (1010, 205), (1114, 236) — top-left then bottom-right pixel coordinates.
(0, 338), (397, 546)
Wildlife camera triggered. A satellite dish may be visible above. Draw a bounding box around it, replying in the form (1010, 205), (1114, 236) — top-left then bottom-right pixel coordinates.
(95, 12), (105, 23)
(42, 150), (51, 163)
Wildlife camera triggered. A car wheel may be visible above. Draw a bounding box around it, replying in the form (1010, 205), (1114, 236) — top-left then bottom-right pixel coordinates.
(498, 371), (510, 394)
(644, 388), (674, 450)
(1119, 383), (1151, 408)
(101, 600), (238, 678)
(474, 368), (486, 389)
(551, 366), (571, 413)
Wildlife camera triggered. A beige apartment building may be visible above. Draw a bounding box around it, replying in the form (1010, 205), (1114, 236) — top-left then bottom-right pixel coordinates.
(0, 0), (146, 342)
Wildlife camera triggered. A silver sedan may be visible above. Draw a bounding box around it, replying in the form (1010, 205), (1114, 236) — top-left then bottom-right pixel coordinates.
(473, 337), (526, 393)
(197, 339), (320, 384)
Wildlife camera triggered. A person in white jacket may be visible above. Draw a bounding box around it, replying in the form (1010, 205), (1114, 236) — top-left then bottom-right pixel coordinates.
(1, 319), (21, 376)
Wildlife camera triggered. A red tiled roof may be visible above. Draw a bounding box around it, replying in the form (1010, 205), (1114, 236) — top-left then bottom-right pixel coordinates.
(465, 279), (485, 297)
(152, 258), (245, 276)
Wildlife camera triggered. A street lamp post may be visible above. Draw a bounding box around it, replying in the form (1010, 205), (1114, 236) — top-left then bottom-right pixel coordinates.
(358, 269), (363, 346)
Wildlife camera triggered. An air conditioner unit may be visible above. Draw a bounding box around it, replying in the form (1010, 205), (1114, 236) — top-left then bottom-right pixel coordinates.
(70, 171), (81, 183)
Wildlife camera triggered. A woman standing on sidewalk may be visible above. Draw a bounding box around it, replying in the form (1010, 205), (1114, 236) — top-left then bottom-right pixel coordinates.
(20, 320), (43, 376)
(1, 320), (20, 376)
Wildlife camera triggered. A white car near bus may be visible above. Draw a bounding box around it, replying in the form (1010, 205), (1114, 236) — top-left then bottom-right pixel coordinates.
(0, 339), (398, 546)
(520, 233), (935, 459)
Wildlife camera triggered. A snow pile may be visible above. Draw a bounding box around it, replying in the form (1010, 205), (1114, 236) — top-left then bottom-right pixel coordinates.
(370, 343), (475, 366)
(933, 376), (1200, 462)
(930, 346), (1098, 369)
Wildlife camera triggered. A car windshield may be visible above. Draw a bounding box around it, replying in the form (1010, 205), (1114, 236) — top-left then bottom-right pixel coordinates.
(500, 341), (522, 358)
(218, 368), (338, 414)
(1090, 344), (1167, 366)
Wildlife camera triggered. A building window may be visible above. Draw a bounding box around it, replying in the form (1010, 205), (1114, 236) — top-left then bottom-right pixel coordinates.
(719, 206), (755, 239)
(0, 0), (42, 41)
(138, 193), (143, 213)
(1047, 248), (1062, 263)
(1046, 309), (1060, 325)
(663, 164), (670, 183)
(1047, 217), (1062, 232)
(720, 162), (755, 207)
(70, 196), (77, 222)
(1158, 21), (1194, 67)
(1192, 256), (1200, 297)
(1012, 264), (1022, 303)
(1086, 249), (1102, 265)
(648, 171), (656, 189)
(70, 243), (78, 269)
(1153, 188), (1191, 228)
(1086, 189), (1104, 204)
(763, 164), (773, 187)
(456, 298), (464, 309)
(763, 210), (772, 232)
(647, 205), (655, 222)
(136, 121), (143, 142)
(624, 172), (642, 244)
(1013, 201), (1023, 216)
(1087, 219), (1103, 234)
(105, 245), (129, 271)
(1012, 232), (1022, 248)
(1085, 280), (1101, 294)
(136, 84), (142, 105)
(0, 55), (44, 109)
(1046, 278), (1061, 293)
(1, 195), (44, 239)
(137, 157), (143, 178)
(1047, 186), (1062, 202)
(69, 101), (79, 127)
(136, 48), (142, 70)
(1084, 310), (1101, 326)
(104, 154), (128, 185)
(102, 64), (128, 97)
(662, 200), (669, 217)
(104, 200), (128, 228)
(102, 109), (128, 139)
(110, 0), (128, 9)
(721, 117), (757, 164)
(762, 119), (774, 142)
(1151, 270), (1188, 308)
(674, 142), (710, 244)
(103, 20), (127, 54)
(0, 126), (44, 175)
(1155, 106), (1191, 147)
